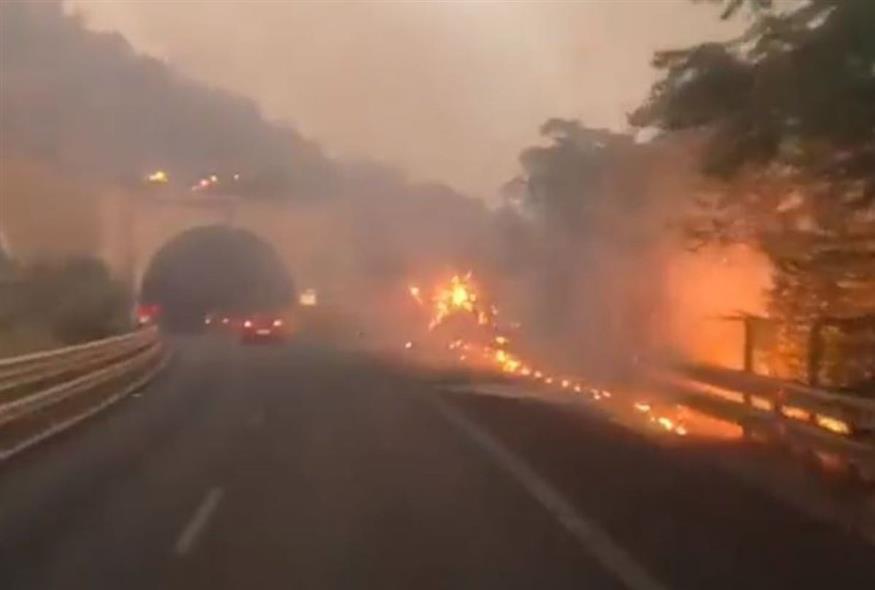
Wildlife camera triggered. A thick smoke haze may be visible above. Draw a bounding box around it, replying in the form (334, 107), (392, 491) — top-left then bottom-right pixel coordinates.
(68, 0), (739, 200)
(0, 2), (494, 339)
(1, 1), (767, 374)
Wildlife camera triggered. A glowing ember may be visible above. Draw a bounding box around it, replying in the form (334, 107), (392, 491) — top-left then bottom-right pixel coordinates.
(409, 285), (423, 305)
(781, 405), (811, 422)
(657, 417), (675, 431)
(814, 414), (851, 435)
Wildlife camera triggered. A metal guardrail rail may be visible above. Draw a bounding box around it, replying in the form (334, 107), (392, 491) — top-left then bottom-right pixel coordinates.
(664, 365), (875, 437)
(654, 365), (875, 481)
(0, 327), (166, 460)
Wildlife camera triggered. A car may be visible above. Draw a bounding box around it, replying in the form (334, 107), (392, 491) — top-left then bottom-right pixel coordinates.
(239, 314), (287, 343)
(136, 303), (161, 326)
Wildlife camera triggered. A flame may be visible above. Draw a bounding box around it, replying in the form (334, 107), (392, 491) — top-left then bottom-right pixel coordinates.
(409, 285), (423, 305)
(815, 415), (851, 436)
(657, 417), (675, 431)
(415, 273), (497, 332)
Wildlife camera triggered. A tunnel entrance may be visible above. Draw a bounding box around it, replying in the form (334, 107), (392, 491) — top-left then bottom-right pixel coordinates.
(141, 225), (295, 330)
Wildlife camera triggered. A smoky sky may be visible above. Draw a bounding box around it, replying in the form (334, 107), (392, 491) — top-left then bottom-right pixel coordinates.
(68, 0), (738, 201)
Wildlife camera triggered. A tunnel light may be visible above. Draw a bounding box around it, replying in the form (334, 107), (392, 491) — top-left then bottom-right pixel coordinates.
(146, 170), (168, 184)
(299, 289), (318, 307)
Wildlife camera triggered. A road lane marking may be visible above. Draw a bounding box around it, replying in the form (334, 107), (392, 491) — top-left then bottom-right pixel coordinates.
(427, 394), (670, 590)
(174, 487), (224, 557)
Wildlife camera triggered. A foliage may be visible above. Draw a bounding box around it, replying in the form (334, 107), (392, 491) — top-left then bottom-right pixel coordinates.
(504, 120), (670, 375)
(635, 0), (875, 387)
(19, 257), (132, 344)
(511, 119), (644, 234)
(633, 0), (875, 213)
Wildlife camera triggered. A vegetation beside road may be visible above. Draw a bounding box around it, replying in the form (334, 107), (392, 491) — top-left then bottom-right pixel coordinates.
(0, 257), (131, 358)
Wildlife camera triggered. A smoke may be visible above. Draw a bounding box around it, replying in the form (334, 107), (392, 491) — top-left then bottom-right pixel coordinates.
(0, 1), (336, 198)
(1, 2), (767, 370)
(0, 2), (492, 343)
(494, 121), (771, 379)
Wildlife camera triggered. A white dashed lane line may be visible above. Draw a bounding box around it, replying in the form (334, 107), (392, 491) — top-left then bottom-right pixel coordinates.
(174, 486), (224, 557)
(427, 393), (670, 590)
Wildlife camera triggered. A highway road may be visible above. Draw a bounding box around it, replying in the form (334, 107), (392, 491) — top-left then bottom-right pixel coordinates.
(0, 336), (873, 589)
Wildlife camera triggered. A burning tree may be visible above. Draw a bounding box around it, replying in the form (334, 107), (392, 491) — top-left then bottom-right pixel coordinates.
(632, 0), (875, 391)
(505, 119), (699, 376)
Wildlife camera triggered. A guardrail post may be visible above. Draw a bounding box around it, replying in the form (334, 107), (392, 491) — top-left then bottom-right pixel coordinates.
(743, 316), (754, 374)
(807, 319), (824, 388)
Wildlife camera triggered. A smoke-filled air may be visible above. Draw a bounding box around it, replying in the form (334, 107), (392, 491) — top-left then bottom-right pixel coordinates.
(1, 1), (779, 378)
(3, 1), (875, 586)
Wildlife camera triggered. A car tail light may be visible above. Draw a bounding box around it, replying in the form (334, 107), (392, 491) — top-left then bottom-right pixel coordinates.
(273, 319), (283, 327)
(244, 320), (253, 328)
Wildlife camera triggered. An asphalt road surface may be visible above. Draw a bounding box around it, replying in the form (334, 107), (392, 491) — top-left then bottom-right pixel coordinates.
(0, 336), (873, 589)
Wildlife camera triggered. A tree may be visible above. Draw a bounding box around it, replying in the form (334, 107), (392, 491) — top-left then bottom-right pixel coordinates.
(512, 119), (646, 233)
(504, 120), (670, 376)
(634, 0), (875, 389)
(22, 257), (131, 343)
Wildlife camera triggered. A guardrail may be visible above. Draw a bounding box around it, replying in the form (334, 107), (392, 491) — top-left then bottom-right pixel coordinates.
(0, 327), (166, 460)
(653, 365), (875, 481)
(660, 365), (875, 438)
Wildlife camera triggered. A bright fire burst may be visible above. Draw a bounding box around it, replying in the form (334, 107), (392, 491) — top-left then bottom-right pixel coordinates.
(407, 272), (516, 372)
(403, 270), (752, 445)
(428, 273), (481, 331)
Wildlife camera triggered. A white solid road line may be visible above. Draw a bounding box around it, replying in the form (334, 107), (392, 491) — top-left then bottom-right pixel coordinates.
(174, 487), (224, 557)
(427, 393), (671, 590)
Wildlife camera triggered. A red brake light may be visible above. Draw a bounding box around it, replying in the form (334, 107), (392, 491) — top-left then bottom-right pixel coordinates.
(273, 319), (283, 327)
(244, 320), (253, 328)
